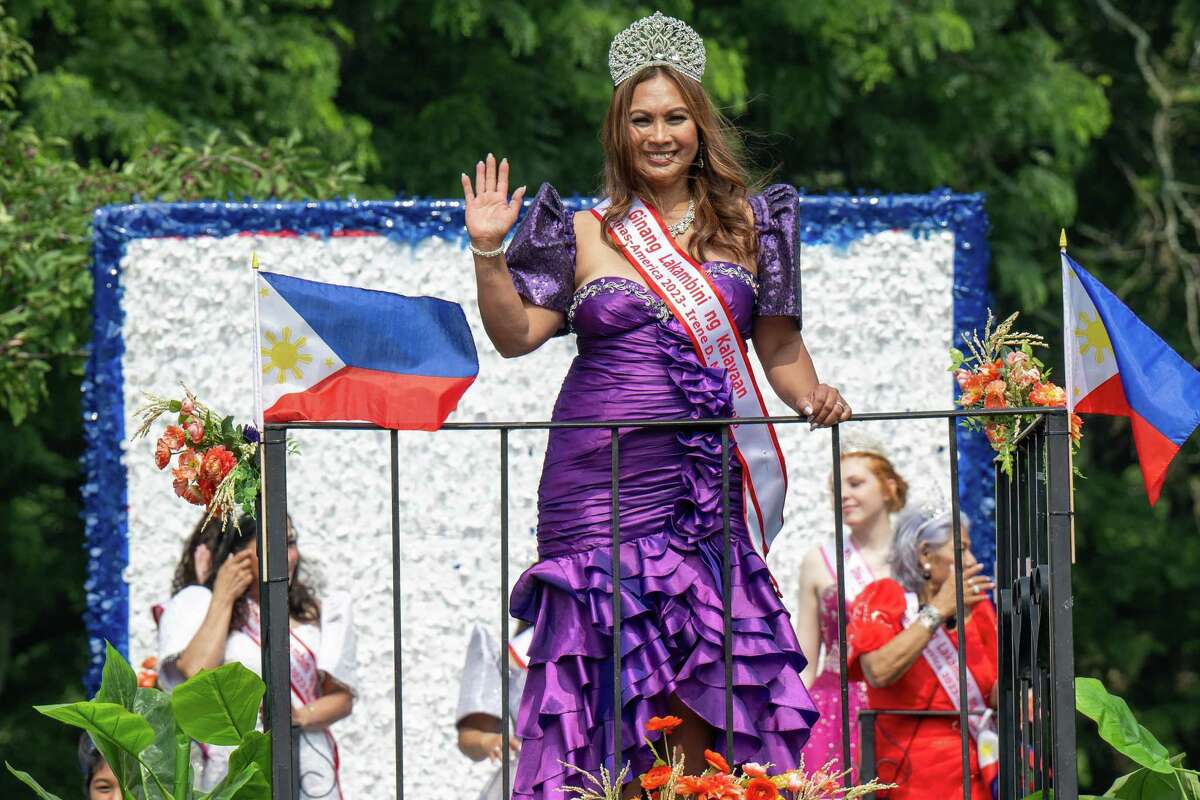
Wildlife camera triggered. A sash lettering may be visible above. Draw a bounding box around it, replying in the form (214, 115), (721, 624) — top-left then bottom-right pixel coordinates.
(592, 197), (788, 558)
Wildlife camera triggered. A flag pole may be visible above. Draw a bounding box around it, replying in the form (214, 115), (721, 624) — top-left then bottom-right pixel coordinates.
(251, 251), (265, 431)
(1058, 229), (1077, 561)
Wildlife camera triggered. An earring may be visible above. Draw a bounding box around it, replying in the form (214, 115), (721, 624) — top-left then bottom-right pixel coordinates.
(922, 563), (932, 580)
(696, 144), (705, 169)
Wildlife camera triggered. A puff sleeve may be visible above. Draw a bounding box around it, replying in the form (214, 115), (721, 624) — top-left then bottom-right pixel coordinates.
(504, 182), (577, 321)
(156, 585), (213, 692)
(316, 591), (358, 696)
(750, 184), (802, 325)
(846, 578), (908, 681)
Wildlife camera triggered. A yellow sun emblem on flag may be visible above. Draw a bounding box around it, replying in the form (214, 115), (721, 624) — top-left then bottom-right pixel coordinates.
(1074, 311), (1113, 365)
(262, 327), (313, 383)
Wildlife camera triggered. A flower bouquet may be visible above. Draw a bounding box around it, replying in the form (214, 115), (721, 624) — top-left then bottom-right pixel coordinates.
(132, 385), (262, 528)
(561, 715), (895, 799)
(949, 310), (1083, 477)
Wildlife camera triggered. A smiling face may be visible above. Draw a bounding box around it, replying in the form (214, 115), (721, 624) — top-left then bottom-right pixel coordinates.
(627, 72), (700, 192)
(839, 455), (894, 529)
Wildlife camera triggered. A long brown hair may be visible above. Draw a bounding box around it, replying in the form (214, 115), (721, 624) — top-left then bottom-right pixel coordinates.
(600, 66), (760, 266)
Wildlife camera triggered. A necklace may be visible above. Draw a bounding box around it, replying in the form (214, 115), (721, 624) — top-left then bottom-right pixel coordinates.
(667, 199), (695, 237)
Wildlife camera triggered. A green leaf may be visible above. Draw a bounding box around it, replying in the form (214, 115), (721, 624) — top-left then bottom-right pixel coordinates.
(1076, 678), (1174, 774)
(200, 732), (271, 800)
(132, 687), (178, 800)
(5, 763), (65, 800)
(1106, 767), (1187, 799)
(948, 347), (965, 370)
(34, 701), (155, 796)
(200, 763), (262, 800)
(94, 642), (137, 711)
(172, 663), (264, 746)
(168, 400), (182, 412)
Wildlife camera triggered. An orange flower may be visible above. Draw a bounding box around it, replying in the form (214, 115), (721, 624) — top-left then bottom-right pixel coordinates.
(161, 425), (186, 451)
(1070, 412), (1084, 443)
(985, 423), (1009, 447)
(1029, 381), (1066, 407)
(677, 773), (741, 799)
(141, 656), (158, 669)
(137, 669), (157, 688)
(742, 762), (768, 779)
(155, 438), (172, 469)
(744, 776), (779, 800)
(646, 715), (683, 735)
(983, 359), (1003, 380)
(704, 749), (731, 774)
(675, 776), (706, 797)
(983, 379), (1007, 409)
(641, 765), (672, 791)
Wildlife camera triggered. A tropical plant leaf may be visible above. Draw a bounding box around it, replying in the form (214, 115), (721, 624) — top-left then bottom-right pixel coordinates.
(1106, 766), (1188, 799)
(33, 701), (155, 797)
(199, 763), (262, 800)
(171, 663), (264, 746)
(131, 688), (178, 800)
(5, 763), (65, 800)
(1076, 677), (1174, 774)
(94, 642), (138, 711)
(225, 731), (271, 799)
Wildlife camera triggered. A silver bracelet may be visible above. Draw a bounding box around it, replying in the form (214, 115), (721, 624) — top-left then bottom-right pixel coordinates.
(469, 240), (506, 259)
(916, 603), (943, 632)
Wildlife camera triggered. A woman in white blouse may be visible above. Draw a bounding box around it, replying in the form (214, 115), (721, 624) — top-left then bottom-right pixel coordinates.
(157, 515), (356, 799)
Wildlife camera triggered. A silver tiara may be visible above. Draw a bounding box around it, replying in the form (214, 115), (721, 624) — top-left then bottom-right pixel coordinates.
(839, 433), (891, 461)
(608, 11), (706, 87)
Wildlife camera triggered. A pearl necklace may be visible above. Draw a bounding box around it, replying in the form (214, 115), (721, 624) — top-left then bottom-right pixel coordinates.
(667, 199), (695, 237)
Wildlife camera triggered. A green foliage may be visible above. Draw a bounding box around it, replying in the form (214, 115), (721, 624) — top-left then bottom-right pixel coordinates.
(6, 643), (269, 800)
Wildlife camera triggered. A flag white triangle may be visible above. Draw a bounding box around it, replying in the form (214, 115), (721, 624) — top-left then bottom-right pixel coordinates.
(256, 273), (346, 412)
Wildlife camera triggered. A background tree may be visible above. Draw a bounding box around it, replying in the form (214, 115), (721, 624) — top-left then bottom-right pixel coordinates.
(1, 0), (1197, 792)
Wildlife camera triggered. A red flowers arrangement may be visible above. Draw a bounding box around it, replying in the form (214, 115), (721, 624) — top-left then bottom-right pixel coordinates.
(134, 386), (264, 528)
(950, 311), (1083, 477)
(560, 719), (893, 800)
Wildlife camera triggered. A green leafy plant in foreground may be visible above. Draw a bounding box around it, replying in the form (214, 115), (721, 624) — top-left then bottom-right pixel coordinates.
(5, 643), (269, 799)
(1027, 678), (1200, 800)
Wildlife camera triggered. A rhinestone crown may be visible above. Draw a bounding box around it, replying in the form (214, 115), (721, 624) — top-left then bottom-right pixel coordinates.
(608, 11), (706, 87)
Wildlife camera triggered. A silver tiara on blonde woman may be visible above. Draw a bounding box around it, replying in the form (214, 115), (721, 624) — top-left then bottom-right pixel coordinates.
(608, 11), (706, 86)
(839, 432), (891, 461)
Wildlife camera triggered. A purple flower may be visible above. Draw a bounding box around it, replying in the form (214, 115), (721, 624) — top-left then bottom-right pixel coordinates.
(242, 424), (260, 444)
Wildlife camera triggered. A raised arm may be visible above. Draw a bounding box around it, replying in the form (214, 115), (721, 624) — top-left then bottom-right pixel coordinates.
(173, 550), (255, 679)
(462, 154), (563, 357)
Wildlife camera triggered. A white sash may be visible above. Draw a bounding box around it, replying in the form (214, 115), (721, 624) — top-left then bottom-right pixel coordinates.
(819, 539), (875, 599)
(506, 627), (533, 671)
(591, 197), (788, 559)
(903, 592), (999, 779)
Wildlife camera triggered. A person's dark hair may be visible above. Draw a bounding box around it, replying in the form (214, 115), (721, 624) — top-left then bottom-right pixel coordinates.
(77, 733), (105, 797)
(171, 514), (225, 595)
(203, 514), (321, 630)
(601, 65), (761, 266)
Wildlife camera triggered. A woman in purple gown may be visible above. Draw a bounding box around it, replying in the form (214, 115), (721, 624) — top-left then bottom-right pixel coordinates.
(459, 12), (852, 799)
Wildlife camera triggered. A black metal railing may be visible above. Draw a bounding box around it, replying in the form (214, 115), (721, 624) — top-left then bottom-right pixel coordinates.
(253, 407), (1076, 800)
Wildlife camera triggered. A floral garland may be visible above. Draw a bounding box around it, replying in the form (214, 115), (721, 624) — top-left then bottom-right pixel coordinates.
(562, 715), (894, 799)
(132, 386), (261, 528)
(950, 310), (1083, 477)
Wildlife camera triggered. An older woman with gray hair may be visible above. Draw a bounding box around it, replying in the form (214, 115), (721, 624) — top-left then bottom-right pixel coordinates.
(845, 507), (999, 800)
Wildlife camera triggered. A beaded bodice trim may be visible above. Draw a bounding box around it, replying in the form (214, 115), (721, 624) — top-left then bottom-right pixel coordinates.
(566, 263), (758, 328)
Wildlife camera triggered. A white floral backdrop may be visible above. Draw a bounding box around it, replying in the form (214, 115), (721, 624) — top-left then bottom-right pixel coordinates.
(99, 204), (973, 799)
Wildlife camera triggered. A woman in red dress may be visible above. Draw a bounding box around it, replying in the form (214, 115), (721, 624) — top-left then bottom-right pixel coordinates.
(846, 507), (998, 800)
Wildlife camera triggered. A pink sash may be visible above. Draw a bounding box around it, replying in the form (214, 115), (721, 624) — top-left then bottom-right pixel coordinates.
(819, 539), (875, 599)
(592, 196), (789, 560)
(241, 601), (343, 800)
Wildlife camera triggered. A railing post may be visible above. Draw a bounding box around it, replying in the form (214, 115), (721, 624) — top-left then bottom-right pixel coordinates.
(390, 430), (405, 800)
(610, 427), (623, 776)
(721, 425), (735, 759)
(260, 427), (296, 800)
(830, 426), (852, 787)
(947, 418), (971, 800)
(500, 428), (512, 799)
(858, 710), (877, 800)
(1046, 412), (1078, 799)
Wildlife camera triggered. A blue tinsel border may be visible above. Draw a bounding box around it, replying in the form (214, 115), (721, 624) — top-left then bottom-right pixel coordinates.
(85, 191), (991, 691)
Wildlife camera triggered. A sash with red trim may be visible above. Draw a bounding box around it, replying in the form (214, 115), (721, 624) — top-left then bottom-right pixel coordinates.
(903, 592), (1000, 784)
(819, 538), (876, 599)
(591, 196), (789, 561)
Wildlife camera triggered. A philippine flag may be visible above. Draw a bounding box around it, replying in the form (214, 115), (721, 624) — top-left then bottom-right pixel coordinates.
(255, 271), (478, 431)
(1063, 252), (1200, 503)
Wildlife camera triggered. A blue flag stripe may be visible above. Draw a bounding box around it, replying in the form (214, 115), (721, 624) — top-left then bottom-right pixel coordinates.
(1068, 255), (1200, 445)
(261, 271), (479, 380)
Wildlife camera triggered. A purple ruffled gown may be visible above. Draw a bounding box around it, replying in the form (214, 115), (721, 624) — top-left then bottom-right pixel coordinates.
(504, 183), (819, 799)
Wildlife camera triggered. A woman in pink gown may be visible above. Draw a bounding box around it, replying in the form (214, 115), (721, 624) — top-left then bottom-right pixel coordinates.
(795, 448), (908, 776)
